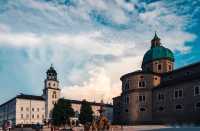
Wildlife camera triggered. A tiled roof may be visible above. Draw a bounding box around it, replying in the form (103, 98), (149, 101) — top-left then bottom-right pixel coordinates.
(16, 94), (45, 101)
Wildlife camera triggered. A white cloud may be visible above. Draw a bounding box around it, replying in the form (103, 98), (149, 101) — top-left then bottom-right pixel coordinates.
(61, 67), (121, 103)
(0, 0), (197, 103)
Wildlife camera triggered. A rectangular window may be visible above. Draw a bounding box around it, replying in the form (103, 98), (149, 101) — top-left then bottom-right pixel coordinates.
(21, 114), (23, 119)
(158, 64), (162, 70)
(139, 95), (145, 102)
(194, 86), (200, 96)
(174, 89), (183, 99)
(21, 107), (23, 111)
(139, 81), (145, 88)
(158, 93), (164, 101)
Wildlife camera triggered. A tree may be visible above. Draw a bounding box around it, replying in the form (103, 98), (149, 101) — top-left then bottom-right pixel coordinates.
(52, 98), (75, 126)
(79, 100), (93, 124)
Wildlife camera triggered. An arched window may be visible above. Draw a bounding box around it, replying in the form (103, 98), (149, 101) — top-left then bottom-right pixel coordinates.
(175, 104), (183, 110)
(52, 91), (57, 98)
(140, 108), (146, 112)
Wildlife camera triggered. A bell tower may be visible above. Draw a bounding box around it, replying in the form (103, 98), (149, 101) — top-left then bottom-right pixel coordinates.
(43, 64), (60, 120)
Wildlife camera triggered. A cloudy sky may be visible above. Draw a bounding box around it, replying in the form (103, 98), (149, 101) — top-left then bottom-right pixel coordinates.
(0, 0), (200, 104)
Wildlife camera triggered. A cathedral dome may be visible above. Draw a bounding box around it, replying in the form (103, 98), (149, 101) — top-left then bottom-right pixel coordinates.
(142, 32), (174, 66)
(142, 46), (174, 65)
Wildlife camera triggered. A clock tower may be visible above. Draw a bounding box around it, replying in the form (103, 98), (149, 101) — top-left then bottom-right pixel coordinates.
(43, 64), (60, 120)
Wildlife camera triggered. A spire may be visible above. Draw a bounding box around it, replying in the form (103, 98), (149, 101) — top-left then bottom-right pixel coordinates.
(46, 64), (57, 80)
(151, 31), (161, 48)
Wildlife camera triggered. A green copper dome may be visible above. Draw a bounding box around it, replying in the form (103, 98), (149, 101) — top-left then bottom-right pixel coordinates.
(142, 46), (174, 66)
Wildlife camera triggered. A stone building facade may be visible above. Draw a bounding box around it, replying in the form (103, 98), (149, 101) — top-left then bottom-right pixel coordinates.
(113, 33), (200, 124)
(0, 65), (113, 126)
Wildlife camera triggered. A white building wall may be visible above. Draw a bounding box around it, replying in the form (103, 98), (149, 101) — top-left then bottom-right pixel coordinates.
(15, 98), (45, 125)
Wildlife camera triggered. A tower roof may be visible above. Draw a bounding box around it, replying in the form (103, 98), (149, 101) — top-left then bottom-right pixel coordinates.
(47, 64), (57, 74)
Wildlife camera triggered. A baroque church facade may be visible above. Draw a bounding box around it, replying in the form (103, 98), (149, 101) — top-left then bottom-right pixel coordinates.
(0, 65), (113, 126)
(113, 33), (200, 124)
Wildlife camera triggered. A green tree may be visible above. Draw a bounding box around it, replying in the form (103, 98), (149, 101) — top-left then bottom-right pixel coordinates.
(79, 100), (93, 124)
(52, 98), (75, 126)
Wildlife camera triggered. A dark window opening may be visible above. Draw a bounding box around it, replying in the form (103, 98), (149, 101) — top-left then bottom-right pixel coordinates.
(125, 109), (128, 112)
(139, 95), (145, 102)
(158, 93), (164, 101)
(179, 90), (183, 97)
(140, 76), (144, 79)
(196, 103), (200, 109)
(195, 86), (200, 96)
(140, 108), (146, 112)
(158, 64), (162, 70)
(169, 65), (172, 70)
(139, 81), (145, 87)
(175, 91), (178, 98)
(174, 89), (183, 99)
(159, 106), (164, 111)
(176, 104), (183, 110)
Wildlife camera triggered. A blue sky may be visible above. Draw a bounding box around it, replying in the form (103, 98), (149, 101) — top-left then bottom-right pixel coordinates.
(0, 0), (200, 103)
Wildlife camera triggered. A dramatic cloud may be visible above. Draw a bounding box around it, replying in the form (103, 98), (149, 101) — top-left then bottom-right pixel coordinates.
(0, 0), (199, 103)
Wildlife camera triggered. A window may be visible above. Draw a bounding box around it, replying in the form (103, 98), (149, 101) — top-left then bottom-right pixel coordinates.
(37, 114), (39, 119)
(158, 106), (164, 111)
(175, 104), (183, 110)
(32, 108), (34, 112)
(140, 108), (146, 112)
(48, 83), (51, 87)
(158, 64), (162, 70)
(169, 65), (172, 70)
(37, 108), (39, 112)
(52, 91), (57, 98)
(174, 89), (183, 99)
(21, 107), (23, 111)
(139, 81), (145, 88)
(125, 109), (128, 113)
(53, 83), (56, 87)
(139, 95), (145, 102)
(158, 93), (164, 101)
(32, 114), (34, 119)
(21, 114), (23, 119)
(195, 102), (200, 110)
(194, 86), (200, 96)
